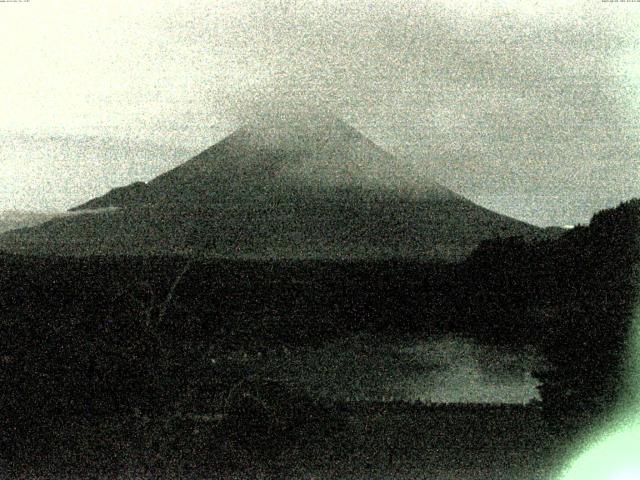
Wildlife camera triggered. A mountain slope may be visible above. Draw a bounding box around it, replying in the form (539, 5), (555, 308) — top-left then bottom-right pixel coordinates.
(0, 118), (542, 260)
(0, 211), (67, 234)
(72, 119), (454, 210)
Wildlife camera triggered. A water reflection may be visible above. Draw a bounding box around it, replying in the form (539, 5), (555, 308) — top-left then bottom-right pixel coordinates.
(232, 334), (543, 404)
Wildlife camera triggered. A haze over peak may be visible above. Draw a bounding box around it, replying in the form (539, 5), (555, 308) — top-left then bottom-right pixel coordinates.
(222, 114), (441, 194)
(237, 112), (360, 146)
(213, 114), (365, 160)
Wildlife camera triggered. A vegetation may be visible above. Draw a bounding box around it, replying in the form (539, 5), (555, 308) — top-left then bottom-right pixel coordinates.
(462, 199), (640, 427)
(0, 199), (638, 475)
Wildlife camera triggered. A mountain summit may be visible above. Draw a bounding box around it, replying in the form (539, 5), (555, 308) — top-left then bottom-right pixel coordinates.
(0, 118), (541, 260)
(72, 116), (451, 211)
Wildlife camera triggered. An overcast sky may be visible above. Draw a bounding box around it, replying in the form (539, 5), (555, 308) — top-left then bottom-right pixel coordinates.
(1, 0), (639, 226)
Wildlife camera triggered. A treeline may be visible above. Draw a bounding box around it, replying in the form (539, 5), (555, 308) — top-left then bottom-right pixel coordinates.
(457, 199), (640, 427)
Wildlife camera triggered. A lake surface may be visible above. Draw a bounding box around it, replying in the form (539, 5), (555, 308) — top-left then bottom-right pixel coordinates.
(220, 334), (543, 404)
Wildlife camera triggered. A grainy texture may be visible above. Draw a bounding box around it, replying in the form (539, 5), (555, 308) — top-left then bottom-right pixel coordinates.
(2, 2), (640, 479)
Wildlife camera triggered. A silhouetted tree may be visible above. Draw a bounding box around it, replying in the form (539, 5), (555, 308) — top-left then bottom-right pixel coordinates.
(535, 199), (640, 427)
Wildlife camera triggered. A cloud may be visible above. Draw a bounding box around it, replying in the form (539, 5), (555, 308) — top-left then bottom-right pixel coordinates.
(166, 1), (640, 226)
(0, 134), (194, 211)
(2, 0), (639, 223)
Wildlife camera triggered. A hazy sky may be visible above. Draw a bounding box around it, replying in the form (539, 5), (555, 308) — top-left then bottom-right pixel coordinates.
(1, 0), (639, 226)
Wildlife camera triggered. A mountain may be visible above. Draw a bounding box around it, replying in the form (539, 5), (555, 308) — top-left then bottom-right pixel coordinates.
(0, 211), (67, 235)
(0, 117), (542, 260)
(70, 118), (453, 210)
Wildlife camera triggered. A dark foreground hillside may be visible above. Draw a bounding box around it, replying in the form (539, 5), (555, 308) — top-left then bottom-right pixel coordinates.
(0, 199), (638, 478)
(5, 400), (568, 479)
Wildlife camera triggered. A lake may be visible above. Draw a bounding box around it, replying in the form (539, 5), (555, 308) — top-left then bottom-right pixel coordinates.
(216, 333), (543, 404)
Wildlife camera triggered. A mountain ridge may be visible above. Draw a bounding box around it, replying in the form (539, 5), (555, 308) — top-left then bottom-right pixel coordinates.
(71, 118), (453, 211)
(0, 118), (542, 260)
